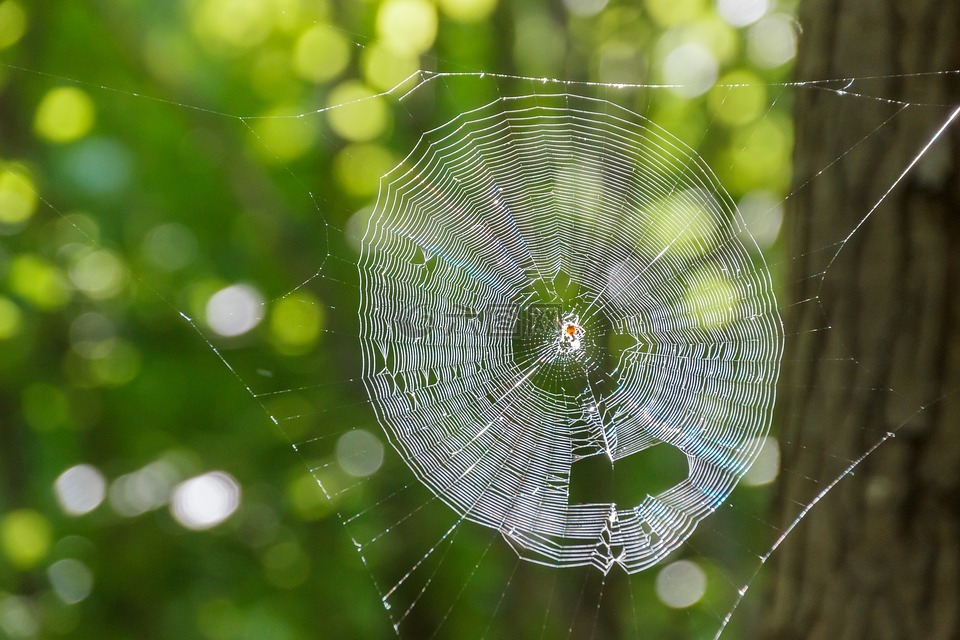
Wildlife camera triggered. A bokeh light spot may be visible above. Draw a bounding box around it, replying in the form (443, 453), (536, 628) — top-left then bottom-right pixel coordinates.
(1, 509), (53, 570)
(376, 0), (437, 56)
(327, 82), (390, 142)
(34, 87), (95, 144)
(170, 471), (242, 530)
(0, 1), (27, 50)
(683, 17), (739, 65)
(192, 0), (273, 51)
(708, 70), (765, 127)
(0, 595), (38, 638)
(9, 255), (72, 310)
(0, 167), (38, 226)
(336, 429), (385, 478)
(345, 206), (374, 254)
(47, 559), (94, 604)
(717, 0), (768, 27)
(438, 0), (497, 22)
(87, 339), (142, 387)
(747, 13), (797, 68)
(206, 284), (265, 337)
(69, 312), (115, 359)
(656, 559), (708, 608)
(597, 42), (647, 85)
(738, 190), (784, 249)
(741, 436), (781, 486)
(644, 0), (705, 27)
(142, 28), (196, 88)
(269, 292), (324, 354)
(513, 13), (566, 77)
(645, 190), (718, 259)
(724, 115), (792, 192)
(54, 212), (99, 246)
(69, 249), (126, 300)
(55, 464), (107, 516)
(562, 0), (608, 18)
(333, 143), (395, 198)
(252, 106), (318, 161)
(0, 296), (23, 340)
(662, 42), (718, 97)
(62, 138), (132, 196)
(108, 459), (181, 517)
(292, 24), (350, 84)
(362, 43), (419, 92)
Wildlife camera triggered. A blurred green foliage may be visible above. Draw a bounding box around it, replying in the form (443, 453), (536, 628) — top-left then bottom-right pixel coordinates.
(0, 0), (794, 638)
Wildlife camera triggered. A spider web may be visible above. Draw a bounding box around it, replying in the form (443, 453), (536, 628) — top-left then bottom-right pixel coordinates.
(357, 92), (783, 577)
(7, 45), (960, 640)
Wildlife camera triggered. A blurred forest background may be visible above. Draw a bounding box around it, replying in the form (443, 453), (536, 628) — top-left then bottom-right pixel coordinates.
(0, 0), (799, 638)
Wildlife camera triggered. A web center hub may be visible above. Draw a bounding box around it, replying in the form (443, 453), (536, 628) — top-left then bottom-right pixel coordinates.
(558, 316), (585, 353)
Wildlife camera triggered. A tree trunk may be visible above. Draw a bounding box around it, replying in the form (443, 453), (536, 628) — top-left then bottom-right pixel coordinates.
(763, 1), (960, 639)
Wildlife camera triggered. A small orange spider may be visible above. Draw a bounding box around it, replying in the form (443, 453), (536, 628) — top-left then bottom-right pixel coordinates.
(559, 320), (583, 351)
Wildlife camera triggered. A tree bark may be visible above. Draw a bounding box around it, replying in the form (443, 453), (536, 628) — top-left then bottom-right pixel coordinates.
(764, 1), (960, 639)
